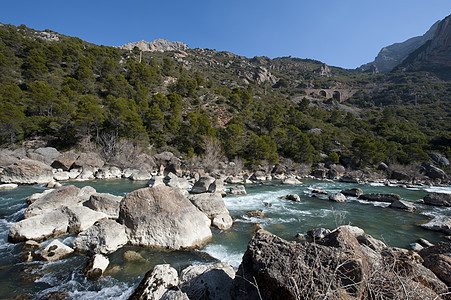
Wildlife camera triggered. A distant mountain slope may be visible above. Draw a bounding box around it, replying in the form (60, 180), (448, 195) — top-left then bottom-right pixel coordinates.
(359, 19), (440, 73)
(396, 14), (451, 80)
(119, 39), (189, 52)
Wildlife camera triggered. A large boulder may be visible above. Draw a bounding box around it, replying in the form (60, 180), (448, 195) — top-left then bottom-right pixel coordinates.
(85, 192), (123, 219)
(190, 176), (216, 194)
(420, 217), (451, 234)
(29, 147), (61, 165)
(423, 192), (451, 207)
(51, 151), (79, 171)
(8, 209), (69, 242)
(419, 242), (451, 286)
(0, 183), (18, 190)
(180, 262), (235, 300)
(129, 264), (180, 300)
(73, 219), (128, 255)
(72, 152), (105, 170)
(118, 186), (212, 249)
(428, 152), (449, 167)
(359, 193), (401, 203)
(188, 193), (232, 230)
(24, 185), (96, 218)
(129, 169), (152, 181)
(422, 162), (447, 180)
(230, 229), (447, 300)
(0, 159), (53, 184)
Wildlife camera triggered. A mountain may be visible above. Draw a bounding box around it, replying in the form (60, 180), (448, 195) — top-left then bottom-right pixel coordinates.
(0, 22), (449, 169)
(395, 14), (451, 80)
(359, 19), (440, 73)
(119, 39), (189, 52)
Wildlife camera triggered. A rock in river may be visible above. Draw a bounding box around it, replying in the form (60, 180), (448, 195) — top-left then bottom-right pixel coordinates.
(0, 159), (53, 184)
(118, 185), (212, 249)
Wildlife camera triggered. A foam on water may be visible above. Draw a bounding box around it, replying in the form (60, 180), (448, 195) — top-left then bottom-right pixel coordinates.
(202, 244), (243, 269)
(423, 186), (451, 194)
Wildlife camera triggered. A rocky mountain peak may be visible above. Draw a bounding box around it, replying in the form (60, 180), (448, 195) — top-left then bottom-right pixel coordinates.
(119, 39), (189, 52)
(359, 18), (441, 73)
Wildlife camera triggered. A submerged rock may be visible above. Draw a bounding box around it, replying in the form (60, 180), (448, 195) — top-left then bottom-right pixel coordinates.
(119, 185), (212, 249)
(359, 193), (400, 203)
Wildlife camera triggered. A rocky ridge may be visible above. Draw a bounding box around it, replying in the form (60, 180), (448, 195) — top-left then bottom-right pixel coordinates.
(119, 39), (189, 52)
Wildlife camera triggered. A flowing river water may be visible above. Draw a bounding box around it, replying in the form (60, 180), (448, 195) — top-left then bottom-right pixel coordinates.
(0, 179), (450, 299)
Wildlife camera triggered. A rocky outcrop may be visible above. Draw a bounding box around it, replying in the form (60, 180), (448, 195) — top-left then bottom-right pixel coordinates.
(419, 242), (451, 286)
(72, 152), (104, 170)
(397, 15), (451, 80)
(358, 19), (439, 73)
(0, 159), (53, 184)
(73, 220), (128, 255)
(423, 192), (451, 207)
(84, 254), (110, 281)
(94, 166), (122, 179)
(359, 193), (400, 203)
(36, 240), (74, 261)
(230, 228), (448, 300)
(118, 185), (212, 249)
(120, 39), (189, 52)
(85, 192), (123, 219)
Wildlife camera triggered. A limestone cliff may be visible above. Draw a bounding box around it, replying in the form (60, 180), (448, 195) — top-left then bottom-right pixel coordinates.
(359, 18), (440, 73)
(119, 39), (189, 52)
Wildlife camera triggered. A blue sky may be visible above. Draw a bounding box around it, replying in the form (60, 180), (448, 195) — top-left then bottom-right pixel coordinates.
(1, 0), (450, 68)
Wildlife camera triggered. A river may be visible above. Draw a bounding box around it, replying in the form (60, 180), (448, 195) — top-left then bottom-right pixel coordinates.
(0, 179), (450, 299)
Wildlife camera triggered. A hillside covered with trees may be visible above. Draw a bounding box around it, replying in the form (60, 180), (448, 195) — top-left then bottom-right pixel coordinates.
(0, 23), (449, 170)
